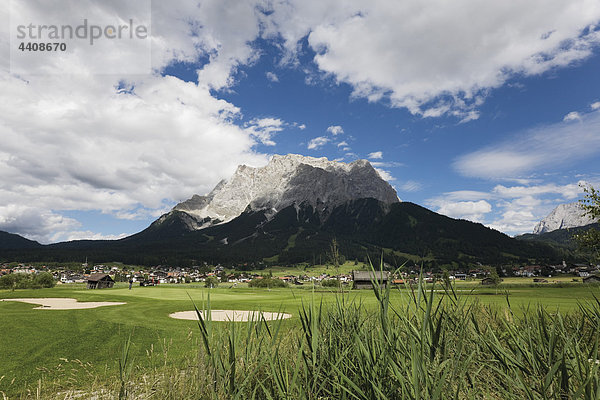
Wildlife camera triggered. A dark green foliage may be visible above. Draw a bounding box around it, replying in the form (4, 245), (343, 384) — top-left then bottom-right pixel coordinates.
(248, 277), (287, 288)
(575, 184), (600, 262)
(34, 272), (56, 288)
(0, 273), (17, 289)
(0, 272), (55, 289)
(575, 228), (600, 261)
(320, 278), (341, 288)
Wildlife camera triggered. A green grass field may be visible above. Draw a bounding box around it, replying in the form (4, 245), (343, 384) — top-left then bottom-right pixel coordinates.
(1, 280), (599, 398)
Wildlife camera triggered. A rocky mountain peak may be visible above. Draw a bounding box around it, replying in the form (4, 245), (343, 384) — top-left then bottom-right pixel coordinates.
(533, 202), (598, 234)
(171, 154), (399, 229)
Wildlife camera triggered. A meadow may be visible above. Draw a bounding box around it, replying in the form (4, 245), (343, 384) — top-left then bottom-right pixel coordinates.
(1, 279), (599, 399)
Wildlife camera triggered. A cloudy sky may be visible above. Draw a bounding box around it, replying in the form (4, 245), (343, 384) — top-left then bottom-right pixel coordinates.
(1, 0), (600, 243)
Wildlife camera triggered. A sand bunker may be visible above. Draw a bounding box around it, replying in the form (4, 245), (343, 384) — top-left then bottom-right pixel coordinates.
(170, 310), (292, 322)
(0, 298), (126, 310)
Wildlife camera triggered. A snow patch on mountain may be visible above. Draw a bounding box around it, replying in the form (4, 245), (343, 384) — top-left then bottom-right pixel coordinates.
(171, 154), (399, 229)
(533, 202), (598, 234)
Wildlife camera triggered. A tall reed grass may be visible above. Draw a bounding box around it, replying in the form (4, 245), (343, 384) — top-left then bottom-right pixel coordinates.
(16, 268), (600, 399)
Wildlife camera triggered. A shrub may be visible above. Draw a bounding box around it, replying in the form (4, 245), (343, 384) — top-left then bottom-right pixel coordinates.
(248, 278), (287, 288)
(0, 273), (17, 290)
(0, 272), (56, 290)
(34, 272), (56, 288)
(320, 278), (341, 288)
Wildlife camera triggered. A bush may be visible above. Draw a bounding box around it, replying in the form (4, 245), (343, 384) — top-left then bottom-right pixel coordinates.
(0, 274), (17, 289)
(248, 278), (287, 288)
(34, 272), (56, 288)
(320, 278), (341, 288)
(0, 272), (56, 290)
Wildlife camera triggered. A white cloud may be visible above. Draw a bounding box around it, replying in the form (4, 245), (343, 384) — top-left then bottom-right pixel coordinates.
(307, 136), (330, 150)
(491, 182), (583, 200)
(0, 1), (279, 242)
(52, 231), (129, 243)
(244, 117), (285, 146)
(459, 111), (480, 124)
(591, 102), (600, 110)
(326, 125), (344, 135)
(563, 111), (581, 121)
(298, 124), (306, 130)
(266, 71), (279, 82)
(337, 141), (349, 147)
(367, 151), (383, 159)
(454, 110), (600, 179)
(399, 180), (423, 192)
(427, 181), (591, 235)
(265, 0), (600, 118)
(488, 209), (540, 234)
(371, 161), (405, 168)
(432, 190), (492, 202)
(374, 168), (395, 182)
(435, 200), (492, 222)
(0, 73), (271, 241)
(0, 205), (80, 244)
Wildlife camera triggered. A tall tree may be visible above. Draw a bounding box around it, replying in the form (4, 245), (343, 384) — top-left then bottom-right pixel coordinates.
(329, 238), (340, 269)
(575, 185), (600, 262)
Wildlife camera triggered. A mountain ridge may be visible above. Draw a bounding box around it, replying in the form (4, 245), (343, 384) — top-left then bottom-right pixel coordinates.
(168, 154), (399, 230)
(533, 202), (598, 234)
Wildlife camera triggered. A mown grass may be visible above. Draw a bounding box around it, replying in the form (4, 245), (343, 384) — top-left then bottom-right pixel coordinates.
(1, 279), (600, 398)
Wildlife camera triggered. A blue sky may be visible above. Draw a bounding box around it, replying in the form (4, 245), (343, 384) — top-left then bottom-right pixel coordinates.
(1, 1), (600, 242)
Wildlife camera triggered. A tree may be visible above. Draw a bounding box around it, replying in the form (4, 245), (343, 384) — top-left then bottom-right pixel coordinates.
(575, 184), (600, 261)
(34, 272), (56, 288)
(484, 266), (501, 286)
(580, 184), (600, 219)
(441, 267), (452, 288)
(329, 238), (340, 269)
(204, 276), (219, 288)
(0, 274), (17, 291)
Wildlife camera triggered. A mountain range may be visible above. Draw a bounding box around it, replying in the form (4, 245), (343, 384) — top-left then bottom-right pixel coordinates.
(0, 155), (591, 267)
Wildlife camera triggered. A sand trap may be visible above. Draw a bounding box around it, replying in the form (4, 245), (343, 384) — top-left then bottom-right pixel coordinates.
(0, 298), (126, 310)
(170, 310), (292, 322)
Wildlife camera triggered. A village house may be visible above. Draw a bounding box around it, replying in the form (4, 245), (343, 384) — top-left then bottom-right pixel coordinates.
(352, 270), (391, 289)
(87, 273), (115, 289)
(583, 275), (600, 284)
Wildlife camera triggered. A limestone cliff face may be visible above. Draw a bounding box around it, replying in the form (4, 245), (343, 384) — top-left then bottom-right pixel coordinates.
(533, 202), (598, 234)
(169, 154), (399, 230)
